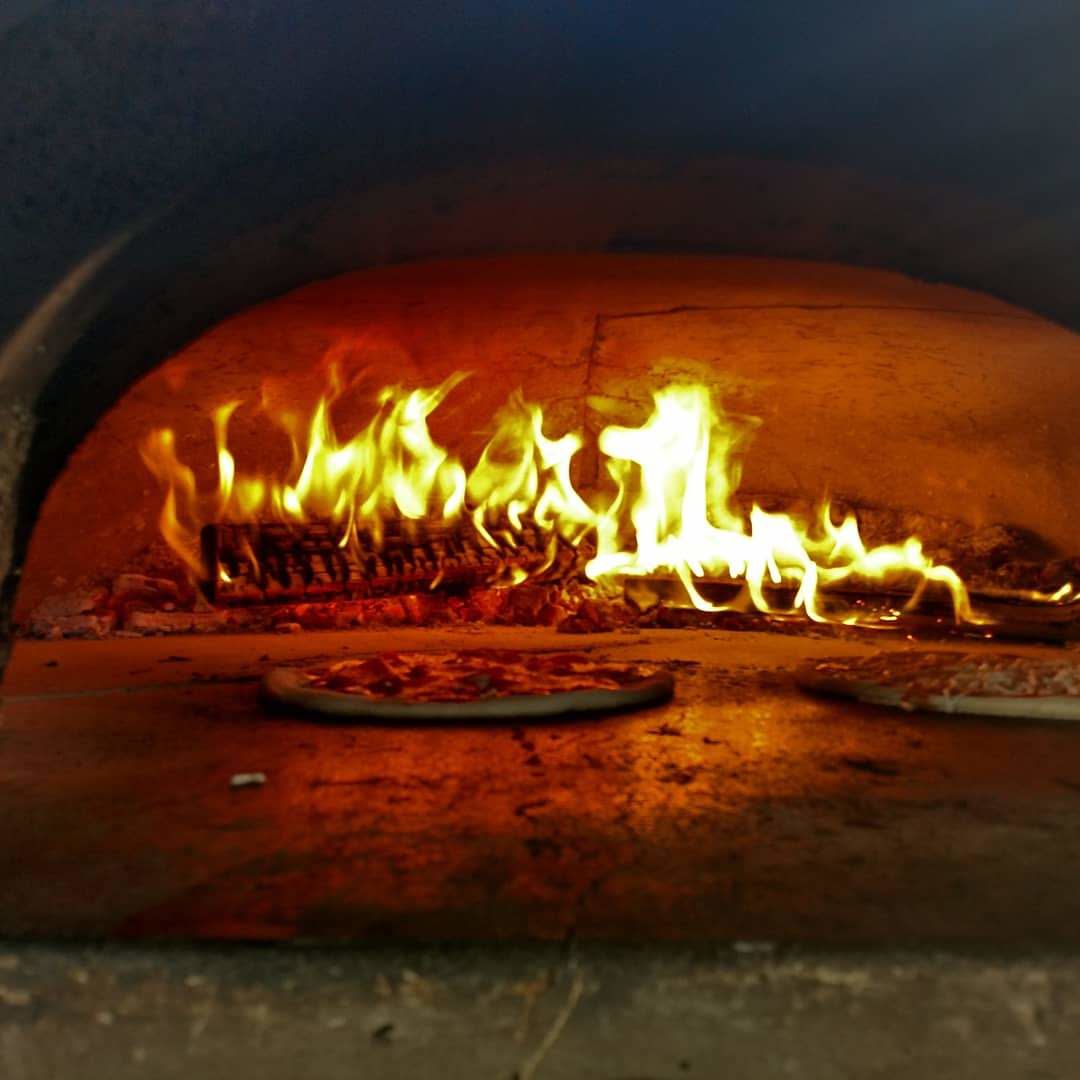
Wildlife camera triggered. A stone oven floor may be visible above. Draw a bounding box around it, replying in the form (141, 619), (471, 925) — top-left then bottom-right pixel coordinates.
(4, 627), (1080, 944)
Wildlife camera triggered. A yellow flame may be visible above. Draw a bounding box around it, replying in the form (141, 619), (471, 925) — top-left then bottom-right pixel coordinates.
(203, 372), (469, 549)
(141, 368), (992, 624)
(139, 428), (204, 577)
(581, 385), (977, 621)
(467, 391), (596, 548)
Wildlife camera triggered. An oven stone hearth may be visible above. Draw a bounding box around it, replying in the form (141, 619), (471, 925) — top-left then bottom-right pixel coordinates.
(5, 625), (1080, 944)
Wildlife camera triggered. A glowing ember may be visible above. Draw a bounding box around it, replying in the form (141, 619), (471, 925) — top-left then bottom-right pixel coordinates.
(141, 368), (984, 624)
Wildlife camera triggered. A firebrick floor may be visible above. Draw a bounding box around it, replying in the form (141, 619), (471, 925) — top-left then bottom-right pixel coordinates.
(3, 627), (1080, 943)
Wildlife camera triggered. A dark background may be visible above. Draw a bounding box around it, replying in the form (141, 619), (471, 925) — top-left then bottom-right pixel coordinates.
(3, 1), (1079, 337)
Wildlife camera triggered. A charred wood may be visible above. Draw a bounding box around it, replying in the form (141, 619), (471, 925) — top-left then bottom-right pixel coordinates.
(625, 575), (1080, 644)
(201, 520), (586, 605)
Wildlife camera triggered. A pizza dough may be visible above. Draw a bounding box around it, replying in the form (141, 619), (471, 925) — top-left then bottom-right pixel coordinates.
(261, 648), (675, 722)
(797, 650), (1080, 721)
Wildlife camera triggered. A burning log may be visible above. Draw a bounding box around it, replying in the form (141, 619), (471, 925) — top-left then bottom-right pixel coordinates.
(200, 520), (583, 605)
(145, 375), (1044, 632)
(625, 576), (1080, 644)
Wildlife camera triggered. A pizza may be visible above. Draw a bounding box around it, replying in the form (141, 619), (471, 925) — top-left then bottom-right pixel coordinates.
(261, 648), (675, 721)
(796, 650), (1080, 721)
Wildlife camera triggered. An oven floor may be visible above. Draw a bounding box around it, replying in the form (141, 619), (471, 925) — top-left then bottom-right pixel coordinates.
(4, 628), (1080, 943)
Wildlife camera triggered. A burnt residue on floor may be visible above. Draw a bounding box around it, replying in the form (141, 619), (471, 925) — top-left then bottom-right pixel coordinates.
(2, 627), (1080, 944)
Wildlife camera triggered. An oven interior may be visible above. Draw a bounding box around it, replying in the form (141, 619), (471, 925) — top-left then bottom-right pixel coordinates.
(4, 252), (1080, 943)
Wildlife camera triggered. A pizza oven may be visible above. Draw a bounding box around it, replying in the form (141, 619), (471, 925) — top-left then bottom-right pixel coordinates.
(4, 4), (1080, 1072)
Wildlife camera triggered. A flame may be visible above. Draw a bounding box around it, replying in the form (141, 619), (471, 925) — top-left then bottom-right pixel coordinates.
(467, 391), (597, 550)
(139, 428), (204, 578)
(201, 372), (469, 547)
(141, 367), (988, 624)
(582, 385), (977, 622)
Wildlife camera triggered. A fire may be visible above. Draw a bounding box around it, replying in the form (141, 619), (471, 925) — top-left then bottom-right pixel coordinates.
(587, 384), (976, 623)
(210, 371), (469, 543)
(141, 368), (981, 623)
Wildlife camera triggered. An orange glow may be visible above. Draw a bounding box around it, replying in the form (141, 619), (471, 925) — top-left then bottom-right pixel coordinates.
(141, 369), (986, 623)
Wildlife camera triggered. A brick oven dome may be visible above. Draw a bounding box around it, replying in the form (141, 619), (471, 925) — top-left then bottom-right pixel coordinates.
(3, 1), (1080, 659)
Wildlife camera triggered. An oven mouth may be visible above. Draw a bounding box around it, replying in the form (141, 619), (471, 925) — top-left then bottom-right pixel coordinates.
(4, 252), (1080, 940)
(12, 253), (1080, 653)
(9, 17), (1080, 1073)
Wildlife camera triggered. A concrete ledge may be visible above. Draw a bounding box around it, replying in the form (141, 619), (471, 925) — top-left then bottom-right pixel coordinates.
(0, 941), (1077, 1079)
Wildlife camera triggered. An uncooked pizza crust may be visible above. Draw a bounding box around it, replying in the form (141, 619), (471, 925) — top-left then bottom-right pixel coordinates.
(796, 650), (1080, 721)
(261, 648), (675, 722)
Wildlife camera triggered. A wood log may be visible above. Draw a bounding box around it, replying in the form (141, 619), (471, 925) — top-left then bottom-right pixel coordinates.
(200, 519), (583, 605)
(623, 575), (1080, 644)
